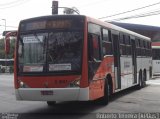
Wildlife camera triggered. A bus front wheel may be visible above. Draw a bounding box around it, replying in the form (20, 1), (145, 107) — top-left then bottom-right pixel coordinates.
(99, 79), (109, 105)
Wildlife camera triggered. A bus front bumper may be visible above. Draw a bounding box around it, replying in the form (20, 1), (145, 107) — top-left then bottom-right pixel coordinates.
(15, 87), (89, 101)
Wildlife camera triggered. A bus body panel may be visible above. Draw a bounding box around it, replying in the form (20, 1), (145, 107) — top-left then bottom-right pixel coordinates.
(120, 56), (133, 89)
(89, 56), (114, 100)
(87, 15), (151, 94)
(152, 43), (160, 76)
(153, 60), (160, 75)
(136, 57), (152, 81)
(15, 87), (89, 101)
(80, 17), (89, 88)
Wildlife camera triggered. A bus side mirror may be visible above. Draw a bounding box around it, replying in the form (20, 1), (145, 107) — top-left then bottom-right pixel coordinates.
(5, 35), (10, 54)
(4, 31), (17, 55)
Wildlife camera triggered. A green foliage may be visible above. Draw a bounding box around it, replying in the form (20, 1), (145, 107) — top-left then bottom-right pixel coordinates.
(8, 39), (15, 59)
(0, 38), (5, 59)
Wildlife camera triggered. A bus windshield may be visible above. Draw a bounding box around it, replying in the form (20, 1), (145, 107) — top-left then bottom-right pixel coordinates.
(18, 31), (83, 74)
(19, 33), (47, 71)
(152, 49), (160, 60)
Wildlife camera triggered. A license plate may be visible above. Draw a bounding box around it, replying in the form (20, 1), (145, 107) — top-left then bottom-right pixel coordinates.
(41, 91), (54, 95)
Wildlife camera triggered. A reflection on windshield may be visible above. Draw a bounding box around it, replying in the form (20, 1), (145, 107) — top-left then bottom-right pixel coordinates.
(48, 32), (82, 72)
(18, 33), (47, 72)
(153, 49), (160, 60)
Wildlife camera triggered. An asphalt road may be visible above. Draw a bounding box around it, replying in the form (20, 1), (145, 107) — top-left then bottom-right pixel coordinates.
(0, 74), (160, 119)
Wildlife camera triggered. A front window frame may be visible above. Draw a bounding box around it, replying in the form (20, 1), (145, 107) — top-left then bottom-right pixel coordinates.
(152, 48), (160, 60)
(17, 29), (84, 76)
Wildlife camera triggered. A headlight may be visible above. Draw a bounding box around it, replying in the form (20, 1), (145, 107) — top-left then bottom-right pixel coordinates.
(68, 77), (81, 88)
(69, 79), (80, 87)
(19, 80), (30, 88)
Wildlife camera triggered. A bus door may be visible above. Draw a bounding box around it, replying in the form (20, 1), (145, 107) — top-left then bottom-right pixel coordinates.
(112, 30), (121, 89)
(88, 33), (104, 99)
(131, 37), (137, 83)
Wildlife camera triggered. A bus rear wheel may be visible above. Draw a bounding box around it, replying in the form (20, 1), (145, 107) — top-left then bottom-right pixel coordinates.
(47, 101), (56, 106)
(142, 71), (146, 87)
(137, 71), (145, 89)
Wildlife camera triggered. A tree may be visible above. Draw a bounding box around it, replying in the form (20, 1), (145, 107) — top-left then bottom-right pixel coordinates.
(0, 38), (5, 59)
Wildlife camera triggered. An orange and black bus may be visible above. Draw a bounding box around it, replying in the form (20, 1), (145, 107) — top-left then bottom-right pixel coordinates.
(7, 15), (152, 105)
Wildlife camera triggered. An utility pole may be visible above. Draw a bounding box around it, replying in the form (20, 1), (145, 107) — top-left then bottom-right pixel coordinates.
(2, 19), (7, 73)
(52, 1), (58, 15)
(51, 1), (80, 15)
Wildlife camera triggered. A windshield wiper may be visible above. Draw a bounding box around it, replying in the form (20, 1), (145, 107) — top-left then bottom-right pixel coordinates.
(33, 33), (44, 46)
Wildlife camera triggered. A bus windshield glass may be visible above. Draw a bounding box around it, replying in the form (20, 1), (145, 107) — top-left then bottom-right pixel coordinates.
(18, 33), (47, 73)
(48, 32), (82, 72)
(18, 17), (84, 74)
(152, 48), (160, 60)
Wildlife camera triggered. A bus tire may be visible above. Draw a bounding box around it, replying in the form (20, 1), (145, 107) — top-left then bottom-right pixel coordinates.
(149, 66), (152, 79)
(142, 70), (146, 87)
(47, 101), (56, 106)
(99, 79), (109, 105)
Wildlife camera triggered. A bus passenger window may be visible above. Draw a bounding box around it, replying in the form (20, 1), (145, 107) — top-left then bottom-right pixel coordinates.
(102, 29), (109, 41)
(102, 29), (112, 55)
(119, 34), (126, 55)
(88, 34), (101, 61)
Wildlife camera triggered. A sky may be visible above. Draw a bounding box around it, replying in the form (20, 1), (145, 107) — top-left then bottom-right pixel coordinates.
(1, 0), (160, 37)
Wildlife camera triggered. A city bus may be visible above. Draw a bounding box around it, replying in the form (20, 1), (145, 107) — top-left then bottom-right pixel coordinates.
(0, 59), (14, 66)
(152, 42), (160, 76)
(0, 59), (14, 73)
(6, 15), (152, 105)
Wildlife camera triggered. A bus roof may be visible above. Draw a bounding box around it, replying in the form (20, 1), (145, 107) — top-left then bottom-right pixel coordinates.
(19, 15), (151, 41)
(110, 22), (160, 42)
(86, 16), (151, 41)
(20, 15), (86, 23)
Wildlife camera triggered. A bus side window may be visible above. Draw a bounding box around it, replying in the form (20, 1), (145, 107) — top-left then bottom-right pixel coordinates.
(125, 35), (131, 56)
(136, 39), (141, 56)
(119, 33), (126, 55)
(102, 29), (112, 56)
(88, 33), (101, 61)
